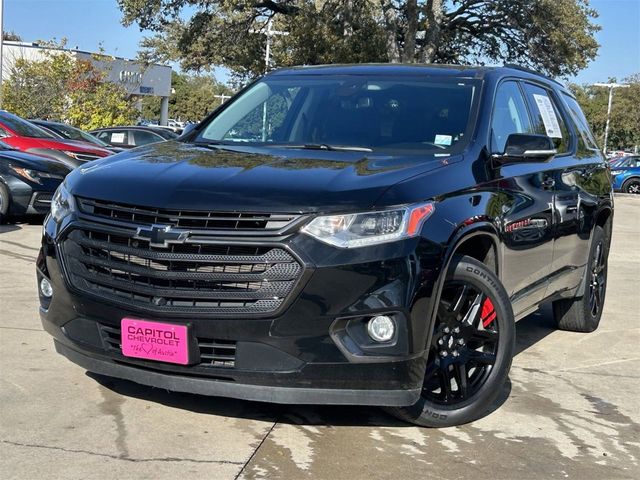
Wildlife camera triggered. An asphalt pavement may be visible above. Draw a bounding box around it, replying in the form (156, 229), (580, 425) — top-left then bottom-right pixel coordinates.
(1, 195), (638, 480)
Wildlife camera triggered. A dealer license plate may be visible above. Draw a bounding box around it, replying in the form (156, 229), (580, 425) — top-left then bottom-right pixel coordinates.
(121, 318), (189, 365)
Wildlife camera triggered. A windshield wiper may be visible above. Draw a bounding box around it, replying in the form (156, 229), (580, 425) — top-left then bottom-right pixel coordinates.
(272, 143), (373, 153)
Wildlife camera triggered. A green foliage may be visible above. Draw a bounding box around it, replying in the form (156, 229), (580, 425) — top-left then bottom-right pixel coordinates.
(118, 0), (600, 81)
(570, 74), (640, 151)
(141, 71), (234, 122)
(2, 45), (138, 130)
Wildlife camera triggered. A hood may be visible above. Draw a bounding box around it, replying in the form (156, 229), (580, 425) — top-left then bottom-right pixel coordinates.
(0, 149), (71, 175)
(68, 141), (460, 213)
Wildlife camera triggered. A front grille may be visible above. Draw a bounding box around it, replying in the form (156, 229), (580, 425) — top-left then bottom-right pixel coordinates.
(77, 197), (301, 232)
(99, 323), (237, 367)
(61, 227), (303, 316)
(31, 192), (54, 212)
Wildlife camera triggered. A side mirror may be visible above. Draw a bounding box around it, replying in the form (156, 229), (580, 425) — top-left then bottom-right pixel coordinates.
(494, 134), (557, 163)
(179, 123), (197, 138)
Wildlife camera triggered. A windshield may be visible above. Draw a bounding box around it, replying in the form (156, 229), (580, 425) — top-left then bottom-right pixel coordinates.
(198, 75), (480, 153)
(0, 112), (56, 139)
(47, 122), (110, 147)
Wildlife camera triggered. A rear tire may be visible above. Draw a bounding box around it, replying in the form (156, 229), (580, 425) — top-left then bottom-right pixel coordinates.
(622, 178), (640, 194)
(0, 183), (9, 225)
(386, 255), (515, 427)
(553, 225), (608, 332)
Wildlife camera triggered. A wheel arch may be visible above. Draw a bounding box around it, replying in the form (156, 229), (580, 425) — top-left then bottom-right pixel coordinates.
(421, 222), (502, 355)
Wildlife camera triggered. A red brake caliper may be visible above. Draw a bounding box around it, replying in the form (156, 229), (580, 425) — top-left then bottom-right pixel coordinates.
(481, 298), (497, 327)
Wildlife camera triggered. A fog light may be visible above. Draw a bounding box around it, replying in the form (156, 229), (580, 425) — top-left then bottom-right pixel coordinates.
(367, 315), (395, 342)
(40, 278), (53, 298)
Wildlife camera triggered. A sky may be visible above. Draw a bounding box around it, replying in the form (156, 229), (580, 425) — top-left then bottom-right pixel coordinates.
(3, 0), (640, 85)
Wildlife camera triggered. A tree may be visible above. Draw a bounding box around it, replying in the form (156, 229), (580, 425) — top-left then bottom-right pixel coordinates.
(118, 0), (600, 80)
(2, 44), (138, 130)
(570, 74), (640, 151)
(141, 71), (234, 122)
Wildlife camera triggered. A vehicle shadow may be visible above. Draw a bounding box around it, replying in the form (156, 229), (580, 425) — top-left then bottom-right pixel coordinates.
(87, 297), (552, 429)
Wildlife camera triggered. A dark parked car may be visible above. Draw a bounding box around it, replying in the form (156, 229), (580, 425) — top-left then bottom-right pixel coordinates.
(38, 65), (613, 427)
(0, 141), (70, 223)
(0, 111), (112, 168)
(90, 126), (178, 149)
(610, 155), (640, 194)
(30, 120), (126, 154)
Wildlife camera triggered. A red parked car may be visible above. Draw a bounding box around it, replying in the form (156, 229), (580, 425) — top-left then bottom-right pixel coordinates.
(0, 111), (112, 168)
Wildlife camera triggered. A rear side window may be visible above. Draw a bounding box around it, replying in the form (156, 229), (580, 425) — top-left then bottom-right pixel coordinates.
(133, 130), (162, 146)
(491, 81), (532, 153)
(108, 131), (128, 145)
(521, 83), (570, 154)
(561, 93), (599, 150)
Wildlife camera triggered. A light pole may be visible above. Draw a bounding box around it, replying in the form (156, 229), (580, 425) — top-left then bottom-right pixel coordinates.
(593, 82), (630, 155)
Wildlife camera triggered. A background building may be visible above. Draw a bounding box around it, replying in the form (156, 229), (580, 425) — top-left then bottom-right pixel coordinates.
(1, 41), (172, 125)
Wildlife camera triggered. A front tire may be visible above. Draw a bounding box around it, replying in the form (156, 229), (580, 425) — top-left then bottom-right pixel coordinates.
(553, 225), (608, 332)
(386, 255), (515, 427)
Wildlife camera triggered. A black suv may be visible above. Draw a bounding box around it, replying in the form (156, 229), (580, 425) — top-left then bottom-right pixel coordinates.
(38, 65), (612, 427)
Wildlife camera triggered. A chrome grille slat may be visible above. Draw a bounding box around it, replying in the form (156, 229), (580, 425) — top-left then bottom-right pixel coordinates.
(77, 197), (300, 231)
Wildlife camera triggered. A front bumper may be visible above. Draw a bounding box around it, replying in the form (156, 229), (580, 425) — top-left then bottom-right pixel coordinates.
(38, 215), (448, 406)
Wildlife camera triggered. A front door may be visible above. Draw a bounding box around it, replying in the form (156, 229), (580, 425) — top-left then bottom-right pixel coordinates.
(490, 80), (556, 316)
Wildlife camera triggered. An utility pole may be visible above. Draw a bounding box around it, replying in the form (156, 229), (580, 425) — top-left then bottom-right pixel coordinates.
(252, 18), (288, 141)
(263, 17), (288, 73)
(214, 94), (231, 105)
(593, 82), (630, 155)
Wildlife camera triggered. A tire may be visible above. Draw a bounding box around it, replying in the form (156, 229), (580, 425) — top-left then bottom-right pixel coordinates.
(386, 255), (515, 427)
(0, 183), (9, 225)
(553, 225), (608, 332)
(622, 178), (640, 194)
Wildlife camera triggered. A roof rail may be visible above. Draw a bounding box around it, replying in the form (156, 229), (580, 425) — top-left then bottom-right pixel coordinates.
(503, 63), (565, 87)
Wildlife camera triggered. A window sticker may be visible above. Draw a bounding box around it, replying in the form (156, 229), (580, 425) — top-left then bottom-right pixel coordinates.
(434, 134), (452, 146)
(532, 94), (562, 138)
(111, 132), (126, 143)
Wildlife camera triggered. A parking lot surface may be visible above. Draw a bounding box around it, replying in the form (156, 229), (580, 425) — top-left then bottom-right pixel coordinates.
(1, 196), (639, 480)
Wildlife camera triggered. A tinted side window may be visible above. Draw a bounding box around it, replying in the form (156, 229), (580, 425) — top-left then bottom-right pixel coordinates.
(522, 83), (570, 153)
(133, 130), (162, 146)
(491, 81), (532, 153)
(561, 93), (599, 150)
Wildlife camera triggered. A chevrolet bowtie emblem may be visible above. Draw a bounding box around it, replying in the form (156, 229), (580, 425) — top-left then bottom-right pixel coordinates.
(133, 224), (190, 248)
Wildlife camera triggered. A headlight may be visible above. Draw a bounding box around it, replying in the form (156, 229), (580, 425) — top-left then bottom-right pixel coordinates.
(301, 202), (435, 248)
(610, 170), (623, 175)
(51, 183), (75, 223)
(9, 164), (65, 184)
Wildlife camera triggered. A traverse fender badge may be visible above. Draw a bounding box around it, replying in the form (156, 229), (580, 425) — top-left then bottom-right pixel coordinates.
(133, 224), (190, 248)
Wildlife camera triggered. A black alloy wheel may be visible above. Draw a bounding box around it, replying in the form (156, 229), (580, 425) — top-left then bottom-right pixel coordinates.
(386, 256), (515, 427)
(424, 282), (500, 405)
(554, 225), (608, 332)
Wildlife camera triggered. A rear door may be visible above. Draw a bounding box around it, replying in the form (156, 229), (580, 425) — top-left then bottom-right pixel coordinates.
(491, 80), (556, 316)
(524, 84), (607, 296)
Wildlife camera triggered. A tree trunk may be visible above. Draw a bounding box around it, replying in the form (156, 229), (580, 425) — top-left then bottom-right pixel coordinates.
(380, 0), (401, 62)
(421, 0), (444, 63)
(403, 0), (418, 62)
